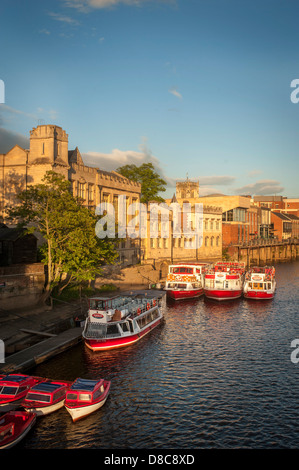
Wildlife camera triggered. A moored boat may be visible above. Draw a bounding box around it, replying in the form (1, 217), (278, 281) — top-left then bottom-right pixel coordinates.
(0, 374), (43, 412)
(82, 294), (163, 351)
(164, 263), (211, 300)
(21, 380), (72, 416)
(243, 266), (276, 300)
(0, 411), (36, 449)
(64, 378), (110, 422)
(204, 262), (245, 301)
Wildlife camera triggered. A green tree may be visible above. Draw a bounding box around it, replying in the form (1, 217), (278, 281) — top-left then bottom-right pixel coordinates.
(8, 171), (118, 302)
(116, 162), (167, 204)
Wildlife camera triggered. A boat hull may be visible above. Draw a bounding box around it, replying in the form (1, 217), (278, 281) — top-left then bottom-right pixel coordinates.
(0, 399), (23, 413)
(65, 396), (109, 422)
(166, 288), (203, 300)
(0, 412), (36, 449)
(23, 399), (65, 416)
(244, 290), (275, 300)
(204, 288), (243, 301)
(84, 317), (162, 352)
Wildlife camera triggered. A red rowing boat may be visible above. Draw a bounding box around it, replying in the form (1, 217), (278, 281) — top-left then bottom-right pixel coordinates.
(0, 411), (36, 449)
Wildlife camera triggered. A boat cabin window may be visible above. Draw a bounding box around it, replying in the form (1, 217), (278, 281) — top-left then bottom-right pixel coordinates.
(89, 299), (105, 309)
(26, 392), (51, 403)
(173, 267), (193, 274)
(93, 386), (104, 399)
(106, 324), (121, 337)
(137, 310), (159, 329)
(267, 283), (272, 290)
(253, 283), (263, 290)
(120, 322), (130, 333)
(78, 393), (92, 401)
(66, 393), (77, 401)
(0, 386), (18, 396)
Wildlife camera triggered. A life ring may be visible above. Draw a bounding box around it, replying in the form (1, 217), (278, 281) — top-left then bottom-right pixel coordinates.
(137, 308), (141, 315)
(153, 299), (156, 306)
(147, 303), (151, 310)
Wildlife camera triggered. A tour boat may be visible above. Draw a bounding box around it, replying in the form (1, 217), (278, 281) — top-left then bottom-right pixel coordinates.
(0, 374), (43, 412)
(0, 411), (36, 449)
(243, 266), (276, 300)
(21, 379), (72, 416)
(83, 294), (163, 351)
(204, 262), (245, 301)
(164, 263), (211, 300)
(64, 378), (111, 422)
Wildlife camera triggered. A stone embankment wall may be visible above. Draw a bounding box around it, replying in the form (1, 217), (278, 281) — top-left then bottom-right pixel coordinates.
(95, 261), (171, 291)
(226, 241), (299, 265)
(0, 263), (45, 310)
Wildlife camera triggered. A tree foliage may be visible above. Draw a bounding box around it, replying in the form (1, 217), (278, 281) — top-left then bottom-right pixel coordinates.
(116, 162), (167, 204)
(8, 171), (118, 301)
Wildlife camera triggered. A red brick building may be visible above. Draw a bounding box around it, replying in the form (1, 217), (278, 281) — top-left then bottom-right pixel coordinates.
(271, 212), (299, 240)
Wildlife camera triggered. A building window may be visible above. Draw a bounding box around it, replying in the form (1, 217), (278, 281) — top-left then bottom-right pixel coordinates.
(78, 183), (85, 199)
(205, 236), (209, 247)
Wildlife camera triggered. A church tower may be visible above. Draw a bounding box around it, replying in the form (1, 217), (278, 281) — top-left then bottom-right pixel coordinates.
(28, 125), (69, 183)
(176, 177), (200, 200)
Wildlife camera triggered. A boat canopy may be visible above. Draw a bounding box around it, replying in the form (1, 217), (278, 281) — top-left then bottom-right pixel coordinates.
(70, 378), (101, 392)
(30, 382), (64, 393)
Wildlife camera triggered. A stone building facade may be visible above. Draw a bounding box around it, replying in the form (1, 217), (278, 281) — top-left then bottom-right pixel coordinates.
(157, 179), (223, 262)
(0, 124), (141, 266)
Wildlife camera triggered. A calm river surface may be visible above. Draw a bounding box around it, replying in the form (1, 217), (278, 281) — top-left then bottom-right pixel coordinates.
(23, 261), (299, 449)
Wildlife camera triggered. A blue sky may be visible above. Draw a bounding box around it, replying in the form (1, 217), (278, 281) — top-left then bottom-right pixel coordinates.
(1, 0), (299, 198)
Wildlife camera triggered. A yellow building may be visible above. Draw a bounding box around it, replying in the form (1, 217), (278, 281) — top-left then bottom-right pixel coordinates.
(143, 178), (223, 263)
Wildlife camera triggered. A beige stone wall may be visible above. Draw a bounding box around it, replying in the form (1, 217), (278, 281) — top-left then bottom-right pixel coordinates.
(141, 204), (222, 262)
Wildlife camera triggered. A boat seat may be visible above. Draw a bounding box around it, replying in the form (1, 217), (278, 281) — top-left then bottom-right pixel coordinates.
(0, 423), (14, 440)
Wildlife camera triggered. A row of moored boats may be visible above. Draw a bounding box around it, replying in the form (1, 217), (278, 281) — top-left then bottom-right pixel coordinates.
(0, 262), (277, 448)
(0, 373), (110, 449)
(164, 262), (276, 301)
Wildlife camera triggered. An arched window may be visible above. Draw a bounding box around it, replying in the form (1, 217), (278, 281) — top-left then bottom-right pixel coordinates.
(205, 236), (209, 247)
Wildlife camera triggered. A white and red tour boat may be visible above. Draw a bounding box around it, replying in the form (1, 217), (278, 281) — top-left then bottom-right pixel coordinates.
(0, 411), (36, 449)
(0, 374), (43, 412)
(64, 377), (110, 422)
(204, 262), (245, 301)
(243, 266), (276, 300)
(82, 294), (163, 351)
(21, 379), (72, 416)
(164, 263), (211, 300)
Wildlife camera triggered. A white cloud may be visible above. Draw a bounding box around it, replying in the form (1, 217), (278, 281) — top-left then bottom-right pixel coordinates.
(65, 0), (176, 11)
(247, 169), (263, 178)
(169, 86), (182, 100)
(0, 128), (29, 153)
(234, 179), (284, 196)
(48, 12), (80, 25)
(198, 175), (236, 186)
(83, 148), (154, 171)
(39, 29), (51, 35)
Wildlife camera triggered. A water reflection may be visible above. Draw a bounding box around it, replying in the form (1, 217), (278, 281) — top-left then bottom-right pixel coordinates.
(25, 262), (299, 449)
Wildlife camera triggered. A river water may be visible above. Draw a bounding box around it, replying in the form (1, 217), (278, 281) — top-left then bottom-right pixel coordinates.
(23, 261), (299, 449)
